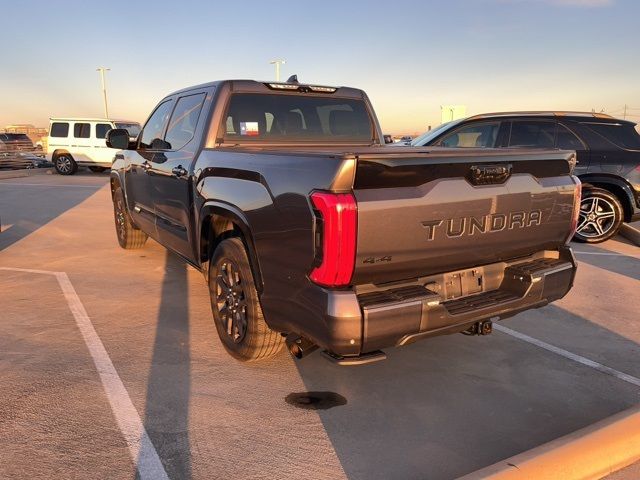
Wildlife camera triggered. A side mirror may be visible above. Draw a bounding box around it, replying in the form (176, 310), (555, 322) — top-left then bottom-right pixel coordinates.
(383, 135), (394, 144)
(106, 129), (133, 150)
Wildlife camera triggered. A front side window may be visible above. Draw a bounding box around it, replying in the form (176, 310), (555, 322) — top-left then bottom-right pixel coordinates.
(164, 93), (206, 150)
(222, 93), (373, 143)
(50, 122), (69, 138)
(584, 122), (640, 150)
(509, 121), (555, 148)
(96, 123), (112, 139)
(140, 100), (174, 149)
(439, 122), (500, 148)
(74, 123), (91, 138)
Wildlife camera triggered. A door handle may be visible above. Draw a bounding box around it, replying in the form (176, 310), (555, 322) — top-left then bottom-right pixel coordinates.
(172, 165), (188, 177)
(141, 161), (151, 172)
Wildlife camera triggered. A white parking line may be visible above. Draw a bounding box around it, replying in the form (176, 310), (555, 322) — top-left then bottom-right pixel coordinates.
(574, 251), (640, 259)
(0, 267), (169, 480)
(494, 324), (640, 388)
(0, 183), (102, 188)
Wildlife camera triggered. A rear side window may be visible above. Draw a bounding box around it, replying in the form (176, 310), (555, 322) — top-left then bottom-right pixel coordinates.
(556, 124), (585, 150)
(96, 123), (112, 139)
(584, 123), (640, 150)
(140, 100), (174, 149)
(439, 122), (500, 148)
(50, 122), (69, 138)
(222, 93), (373, 143)
(509, 121), (555, 148)
(74, 123), (90, 138)
(164, 93), (206, 150)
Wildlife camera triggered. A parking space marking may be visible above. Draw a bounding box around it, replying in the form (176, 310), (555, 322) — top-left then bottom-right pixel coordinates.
(0, 183), (102, 188)
(0, 267), (169, 480)
(574, 251), (640, 259)
(495, 324), (640, 388)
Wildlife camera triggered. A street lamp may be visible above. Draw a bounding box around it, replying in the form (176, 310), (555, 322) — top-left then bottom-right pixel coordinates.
(269, 59), (285, 81)
(96, 67), (111, 118)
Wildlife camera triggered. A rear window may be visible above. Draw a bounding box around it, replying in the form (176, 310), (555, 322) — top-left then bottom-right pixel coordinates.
(222, 93), (373, 143)
(50, 122), (69, 138)
(583, 122), (640, 150)
(0, 133), (30, 142)
(96, 123), (112, 139)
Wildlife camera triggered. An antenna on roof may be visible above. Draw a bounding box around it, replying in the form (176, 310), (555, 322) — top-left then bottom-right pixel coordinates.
(286, 74), (299, 84)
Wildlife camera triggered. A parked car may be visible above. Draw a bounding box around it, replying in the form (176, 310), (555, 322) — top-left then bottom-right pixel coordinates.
(0, 133), (51, 169)
(46, 117), (141, 175)
(410, 112), (640, 243)
(107, 79), (580, 365)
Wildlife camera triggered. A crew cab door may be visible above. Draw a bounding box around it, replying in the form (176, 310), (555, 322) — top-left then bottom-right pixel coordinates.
(124, 99), (174, 236)
(147, 90), (209, 262)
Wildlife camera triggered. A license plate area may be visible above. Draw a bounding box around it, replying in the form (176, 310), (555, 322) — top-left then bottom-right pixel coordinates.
(428, 267), (485, 300)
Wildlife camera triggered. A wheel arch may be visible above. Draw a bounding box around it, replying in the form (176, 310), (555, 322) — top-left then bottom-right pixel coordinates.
(199, 202), (264, 293)
(578, 174), (634, 222)
(51, 148), (72, 159)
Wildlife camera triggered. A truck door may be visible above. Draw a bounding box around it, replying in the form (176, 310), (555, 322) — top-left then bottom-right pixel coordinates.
(147, 91), (208, 262)
(95, 122), (117, 164)
(124, 99), (174, 237)
(71, 122), (91, 163)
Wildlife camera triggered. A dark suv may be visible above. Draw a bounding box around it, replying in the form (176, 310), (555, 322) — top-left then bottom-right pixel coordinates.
(411, 112), (640, 243)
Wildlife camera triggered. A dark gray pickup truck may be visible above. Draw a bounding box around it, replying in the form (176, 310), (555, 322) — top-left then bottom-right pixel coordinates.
(108, 79), (581, 365)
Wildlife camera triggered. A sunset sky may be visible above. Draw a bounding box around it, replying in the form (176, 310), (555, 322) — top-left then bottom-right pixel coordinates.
(1, 0), (638, 134)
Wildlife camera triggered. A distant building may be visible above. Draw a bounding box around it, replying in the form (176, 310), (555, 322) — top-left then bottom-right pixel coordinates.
(440, 105), (467, 123)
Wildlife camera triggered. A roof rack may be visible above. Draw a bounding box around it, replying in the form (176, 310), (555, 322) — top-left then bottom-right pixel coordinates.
(466, 111), (615, 121)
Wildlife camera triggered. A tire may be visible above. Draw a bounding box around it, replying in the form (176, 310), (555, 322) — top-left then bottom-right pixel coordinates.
(89, 166), (108, 173)
(112, 187), (148, 249)
(574, 187), (624, 244)
(53, 153), (78, 175)
(208, 237), (284, 361)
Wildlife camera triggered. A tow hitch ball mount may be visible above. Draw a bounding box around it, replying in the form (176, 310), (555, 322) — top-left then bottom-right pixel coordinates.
(463, 319), (493, 336)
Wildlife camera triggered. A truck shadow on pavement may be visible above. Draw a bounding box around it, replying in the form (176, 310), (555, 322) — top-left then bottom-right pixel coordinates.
(293, 305), (640, 480)
(0, 178), (104, 251)
(573, 243), (640, 281)
(139, 251), (192, 480)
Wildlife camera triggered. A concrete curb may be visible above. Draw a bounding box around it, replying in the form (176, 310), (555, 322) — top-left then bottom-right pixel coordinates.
(458, 405), (640, 480)
(619, 224), (640, 247)
(0, 168), (53, 180)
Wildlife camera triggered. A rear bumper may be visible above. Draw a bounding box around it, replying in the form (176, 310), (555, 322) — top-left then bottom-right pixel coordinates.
(312, 247), (577, 357)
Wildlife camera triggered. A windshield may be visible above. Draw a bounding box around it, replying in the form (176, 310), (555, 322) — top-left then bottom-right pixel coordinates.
(116, 123), (141, 138)
(222, 93), (374, 143)
(410, 120), (464, 146)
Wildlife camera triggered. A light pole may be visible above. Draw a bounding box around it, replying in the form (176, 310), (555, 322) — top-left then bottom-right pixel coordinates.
(269, 59), (285, 81)
(96, 67), (111, 118)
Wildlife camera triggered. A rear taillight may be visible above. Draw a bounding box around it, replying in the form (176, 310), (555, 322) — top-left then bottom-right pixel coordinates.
(309, 191), (357, 287)
(566, 176), (582, 244)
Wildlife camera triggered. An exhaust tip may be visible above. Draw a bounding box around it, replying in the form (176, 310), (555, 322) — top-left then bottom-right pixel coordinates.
(286, 334), (318, 359)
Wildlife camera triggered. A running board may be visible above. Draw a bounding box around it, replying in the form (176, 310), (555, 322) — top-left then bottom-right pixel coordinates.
(321, 350), (387, 366)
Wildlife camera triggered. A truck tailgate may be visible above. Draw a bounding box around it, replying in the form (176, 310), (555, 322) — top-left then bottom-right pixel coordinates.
(352, 149), (578, 285)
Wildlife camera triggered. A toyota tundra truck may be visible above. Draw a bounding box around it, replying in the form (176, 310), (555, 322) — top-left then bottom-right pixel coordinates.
(107, 79), (581, 365)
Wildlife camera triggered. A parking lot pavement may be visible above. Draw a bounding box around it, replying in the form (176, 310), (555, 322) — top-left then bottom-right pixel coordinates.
(1, 172), (639, 480)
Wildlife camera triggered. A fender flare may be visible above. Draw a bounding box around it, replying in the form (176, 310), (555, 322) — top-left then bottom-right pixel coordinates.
(578, 173), (637, 220)
(199, 201), (264, 292)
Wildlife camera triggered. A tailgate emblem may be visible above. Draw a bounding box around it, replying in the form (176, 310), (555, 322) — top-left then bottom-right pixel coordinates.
(468, 164), (512, 185)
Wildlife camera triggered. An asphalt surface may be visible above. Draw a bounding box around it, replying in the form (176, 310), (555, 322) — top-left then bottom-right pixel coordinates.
(1, 170), (639, 480)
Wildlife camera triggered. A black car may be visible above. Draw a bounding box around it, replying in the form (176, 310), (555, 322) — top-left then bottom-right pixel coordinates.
(0, 133), (50, 170)
(411, 112), (640, 243)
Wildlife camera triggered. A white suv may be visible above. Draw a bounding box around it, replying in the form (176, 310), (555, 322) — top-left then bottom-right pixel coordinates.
(47, 118), (141, 175)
